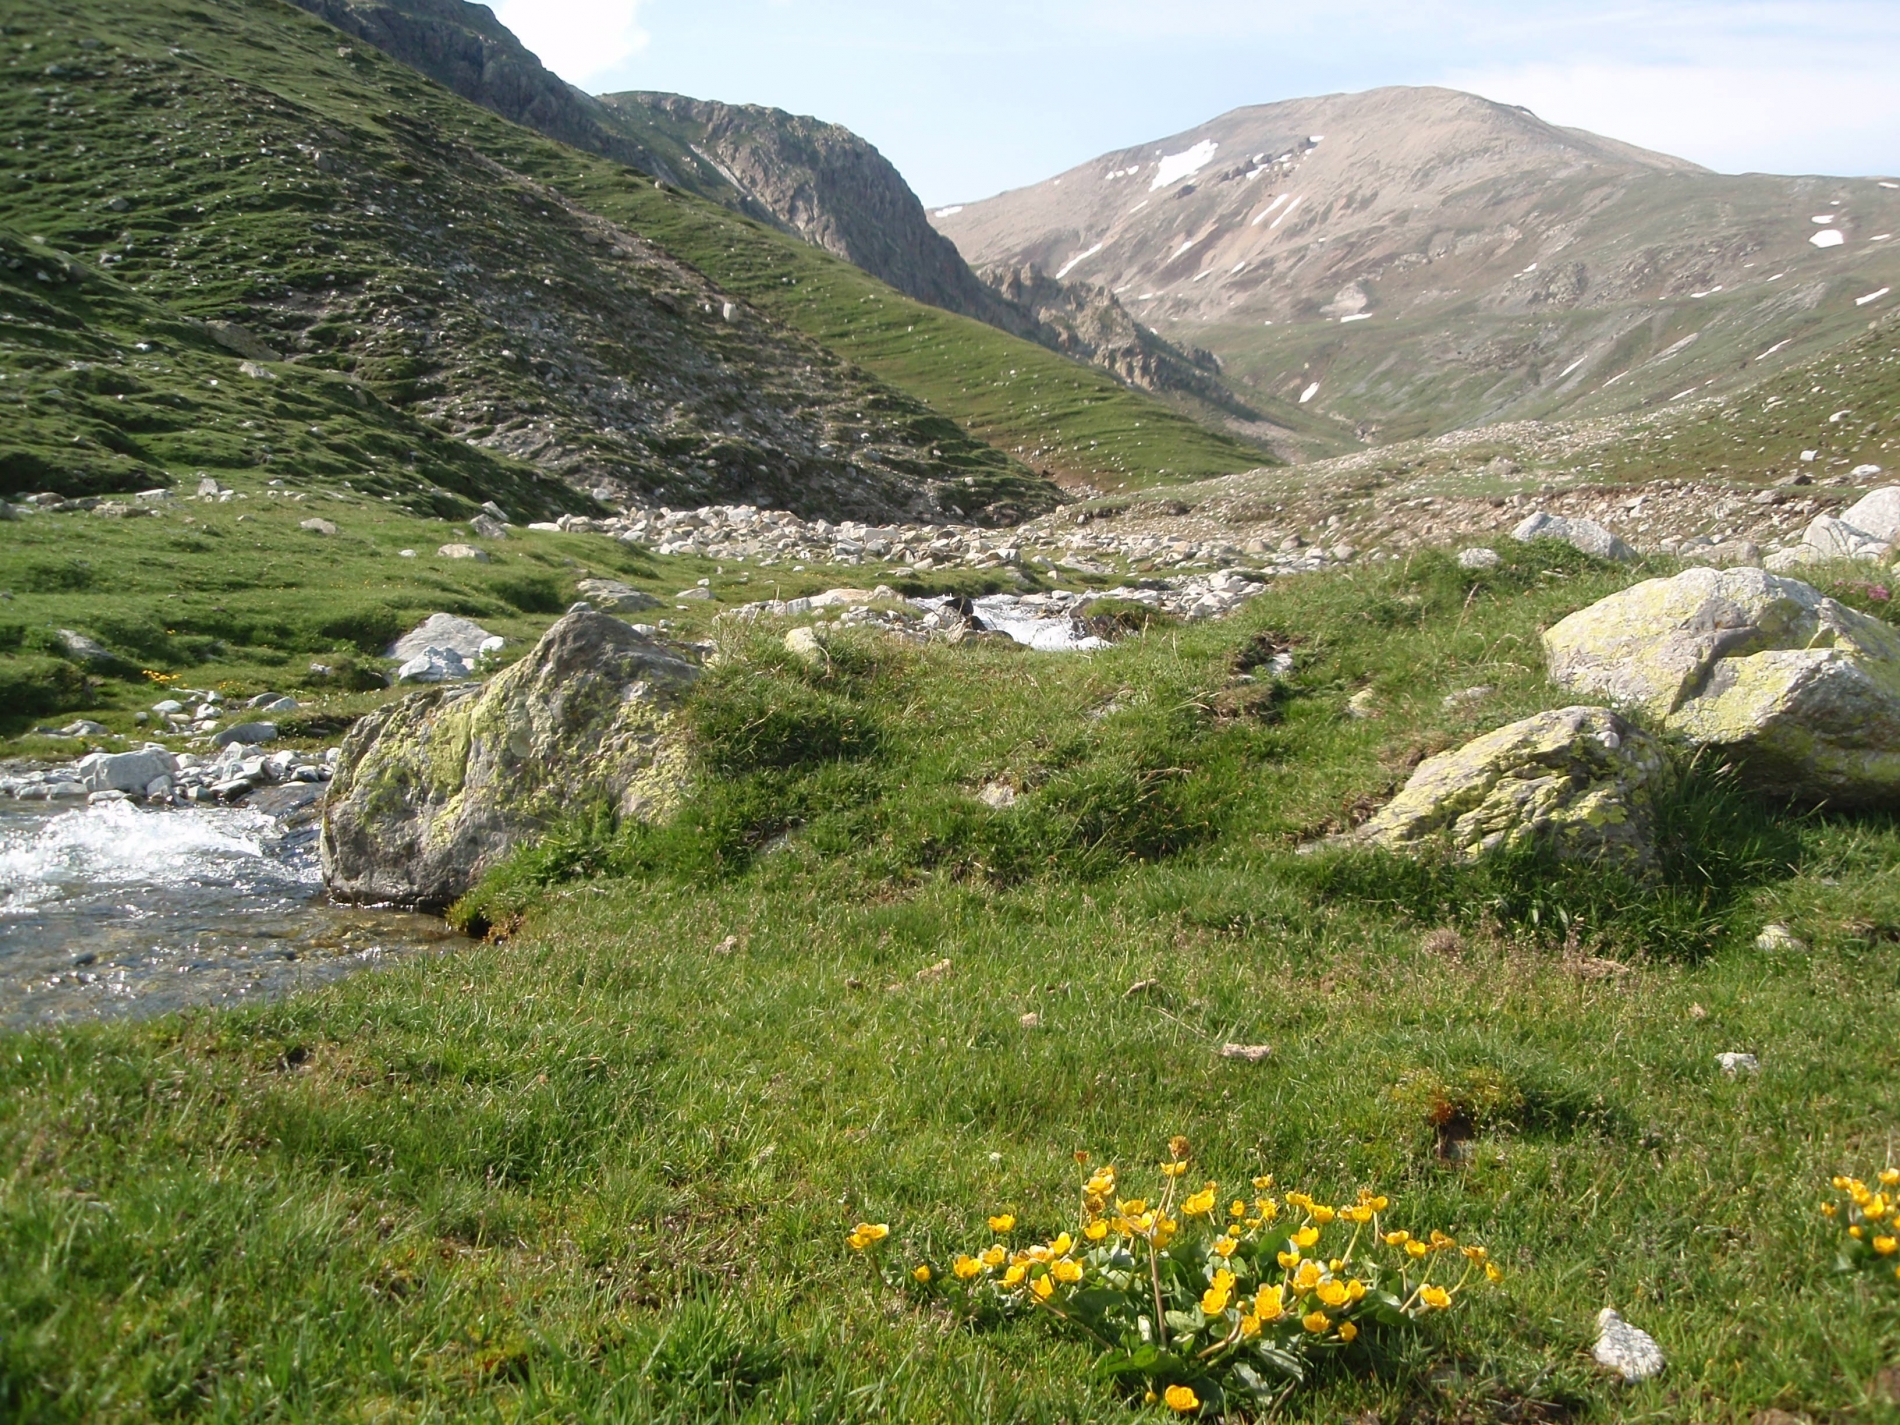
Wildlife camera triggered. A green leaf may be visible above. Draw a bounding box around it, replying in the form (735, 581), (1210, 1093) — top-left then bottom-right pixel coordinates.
(1247, 1341), (1307, 1382)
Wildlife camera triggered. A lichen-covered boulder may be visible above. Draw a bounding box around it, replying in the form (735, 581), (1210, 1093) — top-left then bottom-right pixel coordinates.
(322, 611), (700, 909)
(1544, 566), (1900, 804)
(1356, 706), (1670, 867)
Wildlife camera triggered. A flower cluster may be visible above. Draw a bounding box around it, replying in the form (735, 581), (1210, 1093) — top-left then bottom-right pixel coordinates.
(1824, 1170), (1900, 1278)
(848, 1138), (1497, 1414)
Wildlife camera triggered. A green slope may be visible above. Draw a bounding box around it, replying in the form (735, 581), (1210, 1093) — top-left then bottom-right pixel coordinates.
(0, 0), (1056, 523)
(557, 174), (1275, 490)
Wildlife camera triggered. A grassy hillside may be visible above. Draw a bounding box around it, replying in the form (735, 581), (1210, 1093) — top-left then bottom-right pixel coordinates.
(1, 0), (1264, 516)
(0, 0), (1055, 522)
(539, 174), (1275, 491)
(7, 540), (1900, 1420)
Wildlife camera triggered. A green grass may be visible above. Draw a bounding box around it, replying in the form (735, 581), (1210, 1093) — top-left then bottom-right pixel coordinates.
(0, 478), (1018, 740)
(9, 540), (1900, 1420)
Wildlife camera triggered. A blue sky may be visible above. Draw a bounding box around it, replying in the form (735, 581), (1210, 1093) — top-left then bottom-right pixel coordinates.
(489, 0), (1900, 205)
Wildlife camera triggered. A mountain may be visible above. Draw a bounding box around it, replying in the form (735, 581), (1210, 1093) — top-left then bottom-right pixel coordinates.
(935, 86), (1900, 442)
(269, 0), (1276, 488)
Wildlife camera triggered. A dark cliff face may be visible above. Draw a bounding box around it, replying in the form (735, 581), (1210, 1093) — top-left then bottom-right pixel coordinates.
(284, 0), (683, 184)
(595, 92), (1030, 332)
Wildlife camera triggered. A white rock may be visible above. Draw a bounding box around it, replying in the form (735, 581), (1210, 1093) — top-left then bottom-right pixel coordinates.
(1841, 487), (1900, 543)
(976, 781), (1018, 809)
(675, 587), (714, 602)
(1717, 1052), (1760, 1076)
(1458, 547), (1502, 569)
(389, 613), (498, 663)
(1593, 1308), (1664, 1381)
(1513, 512), (1636, 561)
(1755, 923), (1807, 952)
(299, 517), (337, 536)
(75, 747), (177, 793)
(437, 543), (488, 561)
(1851, 465), (1886, 481)
(1801, 513), (1886, 562)
(151, 699), (184, 715)
(396, 646), (472, 683)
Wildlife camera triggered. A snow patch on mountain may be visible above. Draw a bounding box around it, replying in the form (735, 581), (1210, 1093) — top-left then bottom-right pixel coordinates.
(1151, 140), (1219, 191)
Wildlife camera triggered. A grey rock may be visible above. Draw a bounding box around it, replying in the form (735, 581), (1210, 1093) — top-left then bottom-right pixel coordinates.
(1457, 547), (1501, 569)
(574, 578), (663, 613)
(1717, 1051), (1760, 1076)
(388, 613), (498, 663)
(1512, 512), (1636, 561)
(213, 722), (278, 748)
(469, 513), (510, 540)
(437, 543), (489, 561)
(1755, 923), (1807, 952)
(151, 699), (185, 715)
(75, 747), (177, 793)
(675, 587), (714, 601)
(1544, 566), (1900, 804)
(299, 517), (338, 536)
(1354, 706), (1671, 869)
(323, 611), (702, 909)
(57, 629), (114, 666)
(197, 475), (225, 496)
(57, 719), (110, 737)
(89, 789), (130, 805)
(1843, 487), (1900, 542)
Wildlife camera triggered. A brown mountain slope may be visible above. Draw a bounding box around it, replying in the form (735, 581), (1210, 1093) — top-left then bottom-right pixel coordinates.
(935, 86), (1900, 441)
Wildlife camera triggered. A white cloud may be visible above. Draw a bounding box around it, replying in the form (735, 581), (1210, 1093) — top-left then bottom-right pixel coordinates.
(489, 0), (650, 87)
(1446, 59), (1900, 175)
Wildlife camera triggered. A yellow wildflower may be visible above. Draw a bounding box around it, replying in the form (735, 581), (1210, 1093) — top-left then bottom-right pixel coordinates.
(846, 1222), (890, 1251)
(1277, 1249), (1300, 1269)
(1878, 1237), (1899, 1256)
(1285, 1191), (1312, 1209)
(1162, 1162), (1189, 1178)
(912, 1264), (932, 1283)
(1316, 1279), (1350, 1308)
(1883, 1169), (1900, 1187)
(1053, 1258), (1084, 1283)
(1419, 1285), (1452, 1310)
(1293, 1260), (1322, 1293)
(1164, 1384), (1199, 1413)
(1031, 1274), (1055, 1300)
(1406, 1240), (1429, 1259)
(1347, 1279), (1367, 1301)
(1462, 1245), (1489, 1262)
(1252, 1174), (1275, 1190)
(953, 1255), (982, 1280)
(1002, 1263), (1026, 1286)
(1484, 1262), (1504, 1283)
(1049, 1232), (1073, 1256)
(1339, 1321), (1359, 1343)
(1213, 1236), (1238, 1258)
(1182, 1187), (1218, 1217)
(1294, 1227), (1320, 1248)
(1302, 1311), (1330, 1334)
(1239, 1313), (1261, 1338)
(981, 1245), (1007, 1268)
(988, 1213), (1016, 1234)
(1230, 1200), (1247, 1218)
(1254, 1283), (1286, 1321)
(1311, 1205), (1337, 1225)
(1201, 1284), (1232, 1316)
(1384, 1230), (1410, 1246)
(1084, 1218), (1109, 1241)
(1256, 1197), (1280, 1222)
(1430, 1231), (1456, 1250)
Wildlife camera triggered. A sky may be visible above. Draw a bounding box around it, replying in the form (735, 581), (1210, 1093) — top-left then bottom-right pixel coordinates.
(488, 0), (1900, 207)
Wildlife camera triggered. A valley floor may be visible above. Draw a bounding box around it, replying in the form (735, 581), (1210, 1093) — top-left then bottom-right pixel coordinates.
(6, 533), (1900, 1422)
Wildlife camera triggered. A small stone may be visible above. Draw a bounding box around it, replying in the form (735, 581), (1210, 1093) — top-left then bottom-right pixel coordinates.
(1019, 1012), (1042, 1029)
(784, 627), (826, 662)
(398, 549), (417, 558)
(1688, 1002), (1708, 1019)
(1458, 547), (1502, 569)
(977, 780), (1018, 809)
(88, 789), (129, 804)
(1219, 1044), (1273, 1063)
(437, 543), (489, 561)
(396, 647), (471, 684)
(1717, 1052), (1760, 1076)
(1755, 923), (1806, 952)
(299, 517), (337, 536)
(1346, 689), (1380, 719)
(1593, 1308), (1664, 1382)
(1441, 685), (1495, 709)
(675, 587), (714, 601)
(57, 629), (114, 666)
(712, 935), (739, 955)
(1512, 512), (1637, 561)
(470, 514), (510, 540)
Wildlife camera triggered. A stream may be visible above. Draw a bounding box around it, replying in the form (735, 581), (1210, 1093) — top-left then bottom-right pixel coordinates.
(0, 792), (460, 1030)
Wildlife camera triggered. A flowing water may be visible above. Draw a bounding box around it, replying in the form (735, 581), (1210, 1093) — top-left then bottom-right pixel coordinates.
(0, 795), (461, 1030)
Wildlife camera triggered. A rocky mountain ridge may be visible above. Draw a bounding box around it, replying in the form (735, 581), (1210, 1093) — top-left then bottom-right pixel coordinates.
(936, 86), (1900, 443)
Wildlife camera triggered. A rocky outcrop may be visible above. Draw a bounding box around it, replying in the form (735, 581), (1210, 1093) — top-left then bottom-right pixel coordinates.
(321, 612), (700, 909)
(1765, 486), (1900, 570)
(1354, 706), (1670, 867)
(1544, 567), (1900, 804)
